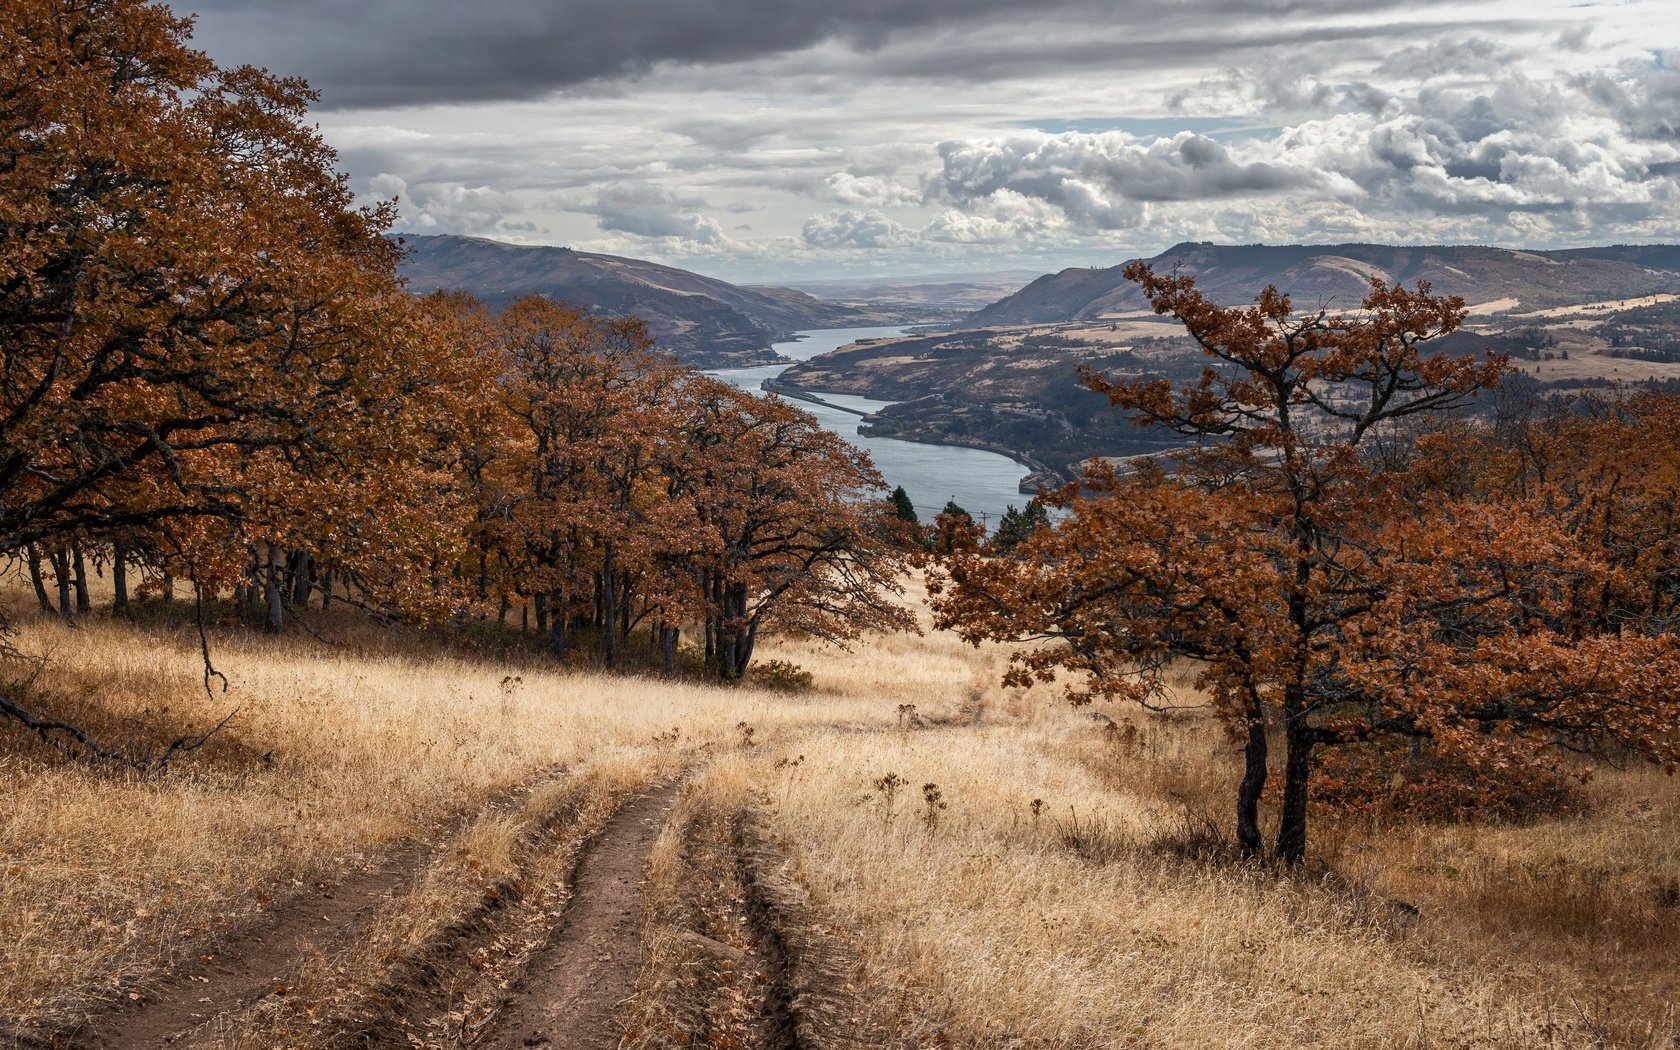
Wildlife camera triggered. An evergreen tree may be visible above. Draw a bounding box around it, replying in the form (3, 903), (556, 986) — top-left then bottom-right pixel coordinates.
(889, 486), (919, 524)
(991, 498), (1050, 555)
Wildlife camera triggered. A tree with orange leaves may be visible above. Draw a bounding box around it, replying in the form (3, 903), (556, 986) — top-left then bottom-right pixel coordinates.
(930, 263), (1680, 863)
(0, 0), (470, 759)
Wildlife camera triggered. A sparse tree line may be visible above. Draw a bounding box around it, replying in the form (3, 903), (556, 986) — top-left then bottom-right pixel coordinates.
(1, 0), (914, 761)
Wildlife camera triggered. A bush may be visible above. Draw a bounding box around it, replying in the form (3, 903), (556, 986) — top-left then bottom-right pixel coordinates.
(1312, 745), (1583, 822)
(751, 659), (814, 693)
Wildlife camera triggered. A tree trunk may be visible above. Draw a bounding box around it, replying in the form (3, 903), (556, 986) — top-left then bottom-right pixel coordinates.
(1236, 701), (1268, 857)
(535, 592), (548, 635)
(718, 582), (752, 680)
(71, 542), (91, 613)
(245, 546), (262, 609)
(264, 543), (283, 633)
(292, 551), (313, 604)
(320, 566), (334, 610)
(112, 545), (129, 611)
(25, 544), (52, 612)
(550, 605), (567, 656)
(661, 626), (678, 676)
(601, 545), (618, 667)
(161, 570), (175, 603)
(51, 547), (75, 626)
(1274, 715), (1315, 864)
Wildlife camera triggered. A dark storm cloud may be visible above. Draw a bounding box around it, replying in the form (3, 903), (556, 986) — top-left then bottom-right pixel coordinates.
(184, 0), (1075, 107)
(182, 0), (1427, 109)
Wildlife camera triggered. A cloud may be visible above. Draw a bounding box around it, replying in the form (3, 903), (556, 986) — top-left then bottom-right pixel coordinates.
(933, 131), (1316, 229)
(183, 0), (1680, 281)
(369, 174), (527, 235)
(825, 173), (923, 207)
(802, 209), (915, 249)
(186, 0), (1102, 108)
(1574, 60), (1680, 141)
(1273, 74), (1680, 219)
(584, 185), (728, 245)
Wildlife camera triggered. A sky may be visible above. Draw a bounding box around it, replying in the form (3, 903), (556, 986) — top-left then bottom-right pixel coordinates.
(182, 0), (1680, 283)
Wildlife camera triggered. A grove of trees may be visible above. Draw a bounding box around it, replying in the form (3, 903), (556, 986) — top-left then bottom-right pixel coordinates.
(0, 0), (913, 759)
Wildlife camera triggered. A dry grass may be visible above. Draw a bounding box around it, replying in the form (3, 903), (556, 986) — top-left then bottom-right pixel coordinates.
(0, 600), (888, 1038)
(717, 706), (1680, 1047)
(4, 581), (1678, 1047)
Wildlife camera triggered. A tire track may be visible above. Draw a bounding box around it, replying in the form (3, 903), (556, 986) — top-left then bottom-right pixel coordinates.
(480, 782), (685, 1050)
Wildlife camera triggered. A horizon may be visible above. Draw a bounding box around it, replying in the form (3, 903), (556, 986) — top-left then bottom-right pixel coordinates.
(398, 230), (1680, 289)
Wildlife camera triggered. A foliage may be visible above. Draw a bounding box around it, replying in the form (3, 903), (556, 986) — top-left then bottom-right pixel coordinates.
(363, 293), (918, 680)
(1311, 745), (1583, 822)
(989, 499), (1050, 556)
(889, 486), (919, 524)
(931, 500), (979, 556)
(750, 659), (816, 693)
(933, 263), (1680, 863)
(0, 0), (916, 758)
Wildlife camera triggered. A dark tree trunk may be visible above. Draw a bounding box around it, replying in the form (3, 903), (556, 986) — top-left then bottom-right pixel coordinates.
(161, 570), (175, 603)
(718, 582), (753, 680)
(245, 547), (262, 609)
(497, 594), (509, 626)
(1236, 701), (1268, 857)
(25, 544), (52, 612)
(320, 567), (334, 610)
(601, 546), (617, 667)
(661, 626), (678, 676)
(71, 543), (91, 613)
(51, 547), (74, 626)
(111, 545), (129, 611)
(292, 551), (313, 604)
(535, 592), (548, 635)
(1274, 535), (1317, 865)
(1275, 715), (1315, 865)
(264, 543), (283, 633)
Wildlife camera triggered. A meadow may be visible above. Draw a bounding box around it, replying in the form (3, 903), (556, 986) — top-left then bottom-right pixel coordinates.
(2, 583), (1676, 1048)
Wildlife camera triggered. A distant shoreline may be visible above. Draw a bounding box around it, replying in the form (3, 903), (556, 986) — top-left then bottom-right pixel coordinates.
(767, 379), (1067, 494)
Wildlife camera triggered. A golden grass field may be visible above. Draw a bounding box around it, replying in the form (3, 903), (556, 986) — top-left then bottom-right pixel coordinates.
(2, 582), (1677, 1047)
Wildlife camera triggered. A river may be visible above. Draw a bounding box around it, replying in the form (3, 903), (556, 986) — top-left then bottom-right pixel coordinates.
(706, 327), (1030, 526)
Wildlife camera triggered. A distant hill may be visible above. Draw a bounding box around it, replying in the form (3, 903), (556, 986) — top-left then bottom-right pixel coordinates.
(962, 243), (1680, 328)
(396, 235), (907, 368)
(787, 270), (1041, 314)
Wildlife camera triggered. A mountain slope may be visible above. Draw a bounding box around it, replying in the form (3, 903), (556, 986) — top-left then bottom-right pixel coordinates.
(396, 235), (899, 367)
(964, 242), (1680, 327)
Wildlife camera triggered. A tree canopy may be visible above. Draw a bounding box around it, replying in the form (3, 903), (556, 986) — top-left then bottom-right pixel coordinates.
(932, 263), (1680, 863)
(0, 1), (915, 762)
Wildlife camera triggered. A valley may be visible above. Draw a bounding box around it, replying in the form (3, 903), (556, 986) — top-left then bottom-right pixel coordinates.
(768, 243), (1680, 479)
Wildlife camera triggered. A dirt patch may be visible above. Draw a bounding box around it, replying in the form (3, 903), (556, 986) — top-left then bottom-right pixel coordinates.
(621, 782), (880, 1050)
(481, 782), (684, 1050)
(45, 769), (565, 1049)
(75, 843), (429, 1049)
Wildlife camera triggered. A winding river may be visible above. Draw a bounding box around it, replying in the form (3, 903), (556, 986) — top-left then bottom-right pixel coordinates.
(707, 327), (1029, 526)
